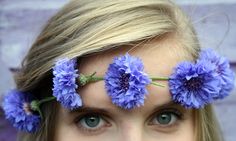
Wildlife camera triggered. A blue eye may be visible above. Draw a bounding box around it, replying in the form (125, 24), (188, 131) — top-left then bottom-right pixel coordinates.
(78, 114), (108, 131)
(83, 115), (100, 127)
(151, 110), (182, 126)
(155, 113), (177, 125)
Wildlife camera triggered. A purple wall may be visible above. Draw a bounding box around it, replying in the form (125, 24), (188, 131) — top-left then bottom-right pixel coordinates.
(0, 1), (235, 141)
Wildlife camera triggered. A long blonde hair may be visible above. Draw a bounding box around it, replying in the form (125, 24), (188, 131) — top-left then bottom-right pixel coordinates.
(16, 0), (222, 141)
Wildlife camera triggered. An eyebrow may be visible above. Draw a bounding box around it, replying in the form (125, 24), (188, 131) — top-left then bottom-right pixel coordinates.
(150, 101), (187, 114)
(153, 101), (177, 109)
(68, 106), (114, 115)
(68, 101), (182, 115)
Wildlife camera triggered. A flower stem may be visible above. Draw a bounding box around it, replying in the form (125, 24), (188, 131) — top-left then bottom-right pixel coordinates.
(79, 72), (104, 85)
(79, 72), (169, 88)
(38, 97), (56, 105)
(151, 82), (165, 87)
(89, 72), (104, 81)
(31, 97), (56, 119)
(36, 107), (43, 120)
(90, 76), (104, 81)
(150, 77), (169, 81)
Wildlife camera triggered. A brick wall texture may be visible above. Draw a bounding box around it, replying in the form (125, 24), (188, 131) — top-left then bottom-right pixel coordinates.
(0, 1), (235, 141)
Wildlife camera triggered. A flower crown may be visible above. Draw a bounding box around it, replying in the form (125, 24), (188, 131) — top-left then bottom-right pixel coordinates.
(2, 49), (235, 133)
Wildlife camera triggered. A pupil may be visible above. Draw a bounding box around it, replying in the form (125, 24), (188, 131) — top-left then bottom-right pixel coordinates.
(157, 113), (171, 124)
(85, 116), (100, 127)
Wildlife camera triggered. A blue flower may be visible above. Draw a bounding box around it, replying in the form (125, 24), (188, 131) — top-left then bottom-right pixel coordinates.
(53, 58), (82, 110)
(169, 60), (221, 108)
(105, 53), (151, 109)
(2, 90), (41, 133)
(199, 49), (235, 99)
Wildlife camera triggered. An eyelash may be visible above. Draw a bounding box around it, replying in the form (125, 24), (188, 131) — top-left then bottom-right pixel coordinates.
(148, 108), (184, 129)
(74, 113), (111, 134)
(74, 108), (184, 134)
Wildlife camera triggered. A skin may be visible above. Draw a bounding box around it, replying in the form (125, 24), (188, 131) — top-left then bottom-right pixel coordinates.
(54, 37), (195, 141)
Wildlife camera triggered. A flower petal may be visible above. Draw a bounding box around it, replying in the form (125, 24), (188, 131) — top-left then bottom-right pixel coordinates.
(2, 90), (41, 133)
(105, 54), (151, 109)
(169, 60), (221, 108)
(52, 58), (82, 110)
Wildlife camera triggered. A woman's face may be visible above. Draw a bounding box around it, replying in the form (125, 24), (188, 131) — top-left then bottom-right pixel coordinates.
(54, 39), (195, 141)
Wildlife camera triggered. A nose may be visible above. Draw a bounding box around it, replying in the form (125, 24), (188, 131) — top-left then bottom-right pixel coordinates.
(119, 120), (143, 141)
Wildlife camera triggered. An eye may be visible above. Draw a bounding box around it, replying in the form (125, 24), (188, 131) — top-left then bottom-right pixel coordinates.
(154, 112), (177, 125)
(80, 115), (102, 128)
(150, 109), (183, 127)
(75, 114), (111, 134)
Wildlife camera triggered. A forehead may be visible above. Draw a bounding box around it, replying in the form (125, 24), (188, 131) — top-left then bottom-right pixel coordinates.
(76, 38), (190, 111)
(78, 38), (188, 77)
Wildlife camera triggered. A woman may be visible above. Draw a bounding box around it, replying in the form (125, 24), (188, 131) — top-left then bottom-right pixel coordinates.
(2, 0), (234, 141)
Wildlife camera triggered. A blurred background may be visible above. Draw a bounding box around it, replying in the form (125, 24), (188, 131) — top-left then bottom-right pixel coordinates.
(0, 0), (236, 141)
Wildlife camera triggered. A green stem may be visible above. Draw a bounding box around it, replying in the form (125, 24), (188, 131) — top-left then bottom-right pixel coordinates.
(79, 72), (103, 85)
(37, 107), (43, 119)
(151, 82), (165, 87)
(31, 97), (56, 119)
(79, 72), (169, 88)
(89, 72), (104, 81)
(81, 72), (169, 84)
(38, 97), (56, 105)
(90, 77), (104, 82)
(150, 77), (169, 81)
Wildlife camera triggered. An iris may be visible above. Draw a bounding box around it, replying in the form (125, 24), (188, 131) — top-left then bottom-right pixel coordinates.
(157, 113), (172, 125)
(84, 116), (100, 128)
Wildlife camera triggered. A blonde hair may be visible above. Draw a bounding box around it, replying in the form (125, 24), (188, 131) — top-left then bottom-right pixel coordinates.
(16, 0), (222, 141)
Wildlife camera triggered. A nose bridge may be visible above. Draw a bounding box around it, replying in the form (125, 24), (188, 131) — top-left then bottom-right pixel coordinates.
(119, 117), (144, 141)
